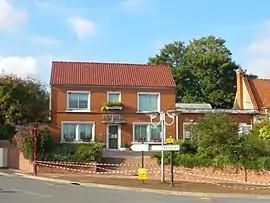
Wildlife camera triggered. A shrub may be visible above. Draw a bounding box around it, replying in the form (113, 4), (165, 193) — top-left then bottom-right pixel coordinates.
(151, 140), (197, 165)
(14, 125), (53, 160)
(42, 143), (104, 162)
(191, 113), (239, 159)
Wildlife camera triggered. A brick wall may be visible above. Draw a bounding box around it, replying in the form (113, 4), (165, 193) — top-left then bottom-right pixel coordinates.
(0, 140), (19, 169)
(0, 140), (33, 172)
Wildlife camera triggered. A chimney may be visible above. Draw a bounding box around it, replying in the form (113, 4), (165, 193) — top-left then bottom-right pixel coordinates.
(236, 68), (244, 109)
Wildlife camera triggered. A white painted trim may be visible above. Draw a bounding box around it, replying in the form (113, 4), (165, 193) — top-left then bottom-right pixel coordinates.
(176, 115), (179, 140)
(107, 91), (121, 102)
(182, 122), (196, 140)
(61, 121), (95, 142)
(137, 92), (160, 113)
(66, 91), (91, 112)
(238, 123), (252, 134)
(106, 124), (121, 150)
(132, 122), (163, 142)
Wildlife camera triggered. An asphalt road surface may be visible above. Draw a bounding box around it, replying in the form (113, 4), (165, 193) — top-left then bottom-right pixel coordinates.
(0, 174), (269, 203)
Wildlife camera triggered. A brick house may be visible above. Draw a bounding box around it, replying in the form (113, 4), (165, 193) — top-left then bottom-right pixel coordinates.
(233, 68), (270, 122)
(49, 61), (176, 150)
(175, 103), (257, 140)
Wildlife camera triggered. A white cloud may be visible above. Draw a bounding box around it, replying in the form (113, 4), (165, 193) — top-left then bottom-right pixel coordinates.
(119, 0), (152, 12)
(31, 36), (59, 45)
(244, 21), (270, 78)
(248, 38), (270, 54)
(120, 0), (143, 7)
(0, 56), (39, 78)
(0, 0), (27, 31)
(67, 17), (96, 39)
(0, 55), (73, 83)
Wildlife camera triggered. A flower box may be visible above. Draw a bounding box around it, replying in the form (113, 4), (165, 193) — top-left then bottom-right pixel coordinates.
(81, 137), (92, 142)
(63, 138), (75, 142)
(101, 102), (124, 111)
(152, 137), (161, 142)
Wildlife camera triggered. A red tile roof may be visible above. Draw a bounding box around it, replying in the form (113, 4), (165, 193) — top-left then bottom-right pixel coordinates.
(247, 78), (270, 110)
(50, 61), (176, 87)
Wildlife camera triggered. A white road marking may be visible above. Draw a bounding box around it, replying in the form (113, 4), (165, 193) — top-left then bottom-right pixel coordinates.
(199, 197), (212, 200)
(12, 188), (53, 198)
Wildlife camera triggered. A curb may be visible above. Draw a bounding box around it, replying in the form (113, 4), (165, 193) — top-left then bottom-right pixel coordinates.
(2, 171), (270, 199)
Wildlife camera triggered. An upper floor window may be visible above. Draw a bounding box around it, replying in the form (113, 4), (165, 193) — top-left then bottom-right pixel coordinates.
(67, 91), (90, 111)
(137, 92), (160, 112)
(61, 122), (95, 142)
(107, 92), (121, 102)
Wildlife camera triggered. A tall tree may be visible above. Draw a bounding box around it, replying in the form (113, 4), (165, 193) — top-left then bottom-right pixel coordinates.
(0, 74), (49, 124)
(148, 36), (242, 108)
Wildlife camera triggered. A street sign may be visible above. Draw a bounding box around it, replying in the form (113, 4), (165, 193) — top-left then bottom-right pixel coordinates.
(130, 143), (149, 151)
(150, 144), (180, 151)
(166, 138), (174, 144)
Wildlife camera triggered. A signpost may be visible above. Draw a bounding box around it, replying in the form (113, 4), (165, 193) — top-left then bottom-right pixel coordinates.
(149, 145), (180, 151)
(130, 143), (180, 186)
(130, 143), (149, 151)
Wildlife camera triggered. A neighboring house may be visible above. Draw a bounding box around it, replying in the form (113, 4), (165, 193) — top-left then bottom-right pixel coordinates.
(49, 61), (176, 150)
(233, 68), (270, 123)
(175, 103), (257, 140)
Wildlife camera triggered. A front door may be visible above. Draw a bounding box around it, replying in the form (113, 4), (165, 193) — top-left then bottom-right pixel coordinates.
(108, 125), (119, 149)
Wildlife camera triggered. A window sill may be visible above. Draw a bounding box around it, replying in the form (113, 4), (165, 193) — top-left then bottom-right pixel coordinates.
(60, 140), (95, 143)
(65, 109), (91, 113)
(131, 142), (162, 144)
(136, 111), (159, 114)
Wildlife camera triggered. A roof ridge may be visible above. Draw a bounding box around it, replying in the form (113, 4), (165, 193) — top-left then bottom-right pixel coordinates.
(251, 78), (270, 81)
(52, 61), (169, 68)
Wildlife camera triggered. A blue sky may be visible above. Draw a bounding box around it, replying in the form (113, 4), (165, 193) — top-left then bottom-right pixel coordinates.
(1, 0), (270, 84)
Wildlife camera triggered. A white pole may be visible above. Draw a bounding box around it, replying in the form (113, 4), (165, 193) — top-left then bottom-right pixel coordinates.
(160, 111), (165, 183)
(176, 115), (179, 140)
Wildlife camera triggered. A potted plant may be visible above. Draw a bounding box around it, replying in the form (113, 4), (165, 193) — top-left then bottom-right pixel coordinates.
(137, 136), (146, 143)
(63, 137), (74, 142)
(81, 137), (92, 142)
(152, 137), (161, 142)
(101, 101), (124, 111)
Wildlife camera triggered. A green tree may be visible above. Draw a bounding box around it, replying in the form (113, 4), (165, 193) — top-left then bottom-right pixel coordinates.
(191, 113), (239, 159)
(0, 124), (16, 142)
(0, 74), (50, 124)
(148, 36), (239, 108)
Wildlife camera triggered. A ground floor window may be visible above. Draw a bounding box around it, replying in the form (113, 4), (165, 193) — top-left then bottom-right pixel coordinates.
(61, 122), (95, 142)
(133, 123), (161, 142)
(183, 122), (196, 140)
(238, 123), (252, 134)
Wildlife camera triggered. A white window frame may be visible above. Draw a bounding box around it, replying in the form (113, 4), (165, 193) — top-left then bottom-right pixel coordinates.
(137, 92), (160, 113)
(66, 91), (91, 112)
(132, 122), (164, 143)
(238, 123), (252, 134)
(183, 122), (196, 140)
(107, 91), (121, 102)
(61, 121), (95, 143)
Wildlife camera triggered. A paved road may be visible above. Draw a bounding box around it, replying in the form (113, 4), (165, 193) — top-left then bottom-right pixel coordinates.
(0, 174), (268, 203)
